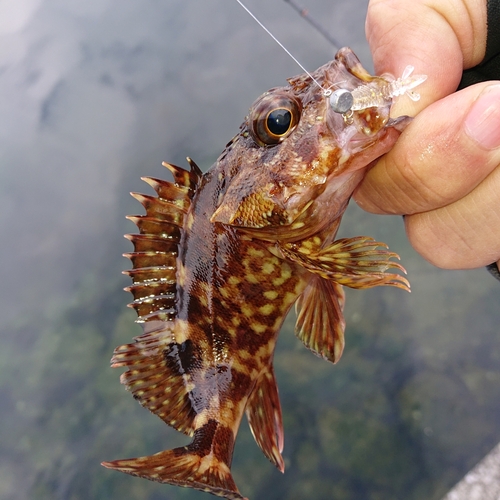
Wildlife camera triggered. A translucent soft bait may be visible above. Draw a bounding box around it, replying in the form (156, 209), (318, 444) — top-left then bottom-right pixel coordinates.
(329, 65), (427, 114)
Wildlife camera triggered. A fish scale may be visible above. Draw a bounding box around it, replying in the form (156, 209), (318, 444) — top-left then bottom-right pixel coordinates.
(102, 47), (424, 499)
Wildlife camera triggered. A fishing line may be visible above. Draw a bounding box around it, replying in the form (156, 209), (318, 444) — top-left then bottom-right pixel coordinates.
(234, 1), (427, 117)
(234, 0), (327, 94)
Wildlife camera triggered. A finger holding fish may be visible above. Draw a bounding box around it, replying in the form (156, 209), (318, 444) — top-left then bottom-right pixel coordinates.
(355, 0), (500, 270)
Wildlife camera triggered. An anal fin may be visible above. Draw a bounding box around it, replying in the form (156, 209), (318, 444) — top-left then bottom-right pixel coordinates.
(246, 367), (284, 472)
(295, 276), (346, 364)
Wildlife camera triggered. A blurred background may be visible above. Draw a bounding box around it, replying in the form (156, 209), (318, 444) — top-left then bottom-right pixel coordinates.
(1, 0), (499, 499)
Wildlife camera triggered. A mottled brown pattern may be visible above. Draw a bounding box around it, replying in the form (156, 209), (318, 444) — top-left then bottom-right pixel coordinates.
(189, 420), (219, 456)
(212, 425), (235, 465)
(103, 48), (415, 500)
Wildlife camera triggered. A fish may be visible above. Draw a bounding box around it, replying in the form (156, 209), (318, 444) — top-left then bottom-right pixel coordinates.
(102, 47), (424, 499)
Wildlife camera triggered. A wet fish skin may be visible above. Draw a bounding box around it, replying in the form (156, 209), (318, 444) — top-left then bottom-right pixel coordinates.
(102, 47), (413, 499)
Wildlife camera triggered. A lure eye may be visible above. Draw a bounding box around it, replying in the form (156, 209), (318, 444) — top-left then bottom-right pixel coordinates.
(249, 93), (302, 146)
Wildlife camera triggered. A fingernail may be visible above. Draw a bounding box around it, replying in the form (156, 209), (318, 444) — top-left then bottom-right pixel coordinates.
(465, 84), (500, 150)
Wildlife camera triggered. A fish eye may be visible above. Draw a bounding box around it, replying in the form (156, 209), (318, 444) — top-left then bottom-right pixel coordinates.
(266, 108), (292, 136)
(249, 93), (302, 146)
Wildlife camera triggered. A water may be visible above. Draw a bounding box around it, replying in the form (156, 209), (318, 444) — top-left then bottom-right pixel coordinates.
(1, 1), (499, 499)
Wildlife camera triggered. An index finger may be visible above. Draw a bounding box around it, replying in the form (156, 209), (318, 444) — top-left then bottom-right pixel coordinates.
(366, 0), (487, 115)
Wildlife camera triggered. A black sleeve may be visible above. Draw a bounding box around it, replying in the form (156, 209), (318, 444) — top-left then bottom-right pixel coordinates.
(459, 0), (500, 88)
(458, 0), (500, 282)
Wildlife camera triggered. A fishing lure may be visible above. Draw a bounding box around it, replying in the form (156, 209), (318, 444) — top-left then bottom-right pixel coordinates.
(330, 65), (427, 113)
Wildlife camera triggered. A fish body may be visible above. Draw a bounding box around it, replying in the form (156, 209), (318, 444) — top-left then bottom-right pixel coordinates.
(102, 48), (418, 499)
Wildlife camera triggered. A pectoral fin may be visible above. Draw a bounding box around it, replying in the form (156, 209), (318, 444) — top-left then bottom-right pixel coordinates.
(280, 236), (410, 291)
(295, 276), (346, 364)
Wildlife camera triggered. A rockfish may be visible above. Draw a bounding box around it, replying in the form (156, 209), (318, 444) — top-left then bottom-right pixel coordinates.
(102, 48), (425, 499)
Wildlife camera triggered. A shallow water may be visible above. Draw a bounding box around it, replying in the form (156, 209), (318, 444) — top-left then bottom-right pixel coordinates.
(1, 1), (499, 499)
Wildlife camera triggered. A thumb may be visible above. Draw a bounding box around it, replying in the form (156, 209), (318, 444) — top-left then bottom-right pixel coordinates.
(354, 83), (500, 268)
(354, 83), (500, 215)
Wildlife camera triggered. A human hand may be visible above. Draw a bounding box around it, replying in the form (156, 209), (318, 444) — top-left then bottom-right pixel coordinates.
(354, 0), (500, 271)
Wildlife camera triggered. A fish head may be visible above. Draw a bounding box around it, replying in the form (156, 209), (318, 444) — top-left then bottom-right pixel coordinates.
(211, 47), (412, 241)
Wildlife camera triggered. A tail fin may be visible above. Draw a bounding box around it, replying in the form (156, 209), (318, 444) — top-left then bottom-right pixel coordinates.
(102, 448), (246, 500)
(102, 420), (247, 500)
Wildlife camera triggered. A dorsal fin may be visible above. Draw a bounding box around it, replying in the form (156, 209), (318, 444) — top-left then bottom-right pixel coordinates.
(112, 159), (202, 434)
(163, 157), (202, 192)
(110, 321), (198, 435)
(124, 158), (202, 323)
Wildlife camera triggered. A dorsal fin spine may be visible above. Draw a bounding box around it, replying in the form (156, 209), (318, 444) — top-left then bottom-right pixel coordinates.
(124, 159), (202, 323)
(162, 158), (202, 192)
